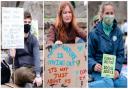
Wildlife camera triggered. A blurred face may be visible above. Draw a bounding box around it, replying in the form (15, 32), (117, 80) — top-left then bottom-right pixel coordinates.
(24, 18), (31, 25)
(102, 5), (115, 17)
(62, 5), (72, 24)
(102, 5), (115, 25)
(24, 18), (31, 35)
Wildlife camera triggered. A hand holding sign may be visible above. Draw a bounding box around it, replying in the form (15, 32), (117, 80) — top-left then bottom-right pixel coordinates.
(9, 49), (16, 58)
(55, 40), (63, 44)
(33, 77), (42, 87)
(94, 63), (102, 72)
(114, 70), (119, 79)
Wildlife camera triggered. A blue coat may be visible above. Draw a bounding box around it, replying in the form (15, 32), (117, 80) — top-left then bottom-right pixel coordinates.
(88, 20), (124, 73)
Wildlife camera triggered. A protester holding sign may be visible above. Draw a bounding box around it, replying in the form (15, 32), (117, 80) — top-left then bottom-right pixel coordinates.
(47, 1), (87, 45)
(9, 11), (42, 87)
(45, 1), (87, 88)
(88, 2), (127, 88)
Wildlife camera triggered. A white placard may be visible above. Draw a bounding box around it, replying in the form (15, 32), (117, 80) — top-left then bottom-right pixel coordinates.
(2, 7), (24, 49)
(31, 20), (39, 40)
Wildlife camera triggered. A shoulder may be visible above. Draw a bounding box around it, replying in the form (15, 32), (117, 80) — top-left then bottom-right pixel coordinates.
(48, 24), (57, 34)
(89, 28), (97, 38)
(89, 28), (101, 44)
(114, 25), (123, 36)
(113, 20), (123, 36)
(29, 33), (39, 43)
(89, 21), (102, 36)
(49, 24), (56, 31)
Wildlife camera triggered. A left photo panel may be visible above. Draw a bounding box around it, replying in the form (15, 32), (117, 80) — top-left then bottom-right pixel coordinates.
(1, 1), (43, 88)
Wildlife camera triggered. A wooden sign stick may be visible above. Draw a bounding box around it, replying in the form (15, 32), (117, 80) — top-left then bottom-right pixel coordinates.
(12, 58), (15, 84)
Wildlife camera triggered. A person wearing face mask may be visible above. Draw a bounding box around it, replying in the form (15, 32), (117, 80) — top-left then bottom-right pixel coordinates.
(88, 2), (127, 88)
(46, 1), (87, 46)
(9, 11), (42, 87)
(92, 15), (100, 28)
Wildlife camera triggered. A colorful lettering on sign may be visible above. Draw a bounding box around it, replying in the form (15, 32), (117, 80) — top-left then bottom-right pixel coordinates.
(79, 69), (86, 80)
(61, 45), (77, 60)
(77, 44), (84, 53)
(47, 79), (61, 85)
(54, 73), (68, 78)
(48, 67), (57, 73)
(48, 59), (81, 67)
(45, 44), (87, 87)
(48, 44), (77, 60)
(60, 67), (68, 71)
(101, 54), (116, 78)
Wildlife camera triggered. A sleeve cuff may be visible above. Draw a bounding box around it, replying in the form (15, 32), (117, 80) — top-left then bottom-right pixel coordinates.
(36, 71), (41, 76)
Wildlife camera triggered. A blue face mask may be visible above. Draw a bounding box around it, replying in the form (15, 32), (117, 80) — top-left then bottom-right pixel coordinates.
(103, 15), (115, 26)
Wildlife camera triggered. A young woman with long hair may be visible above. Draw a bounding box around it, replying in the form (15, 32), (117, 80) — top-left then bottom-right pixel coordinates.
(47, 1), (86, 44)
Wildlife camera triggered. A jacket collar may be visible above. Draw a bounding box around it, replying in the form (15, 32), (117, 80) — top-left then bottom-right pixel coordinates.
(95, 19), (118, 41)
(25, 32), (32, 43)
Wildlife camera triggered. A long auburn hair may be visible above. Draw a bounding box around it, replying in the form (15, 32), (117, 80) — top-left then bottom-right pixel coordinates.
(54, 1), (79, 42)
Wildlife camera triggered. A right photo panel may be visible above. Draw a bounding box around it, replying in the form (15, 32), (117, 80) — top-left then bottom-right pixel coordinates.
(88, 1), (127, 88)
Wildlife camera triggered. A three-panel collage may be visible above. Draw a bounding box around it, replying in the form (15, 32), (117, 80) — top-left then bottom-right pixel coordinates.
(0, 0), (128, 88)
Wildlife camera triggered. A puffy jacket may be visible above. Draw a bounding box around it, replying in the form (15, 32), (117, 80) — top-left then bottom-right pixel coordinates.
(88, 20), (124, 73)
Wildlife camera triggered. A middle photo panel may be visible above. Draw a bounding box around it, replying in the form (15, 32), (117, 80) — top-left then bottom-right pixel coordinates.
(44, 1), (88, 88)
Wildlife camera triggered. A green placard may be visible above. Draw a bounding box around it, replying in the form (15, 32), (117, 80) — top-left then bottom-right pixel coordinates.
(101, 54), (116, 78)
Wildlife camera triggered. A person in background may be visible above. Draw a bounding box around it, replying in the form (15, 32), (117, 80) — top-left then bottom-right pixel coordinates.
(121, 19), (127, 36)
(92, 15), (100, 28)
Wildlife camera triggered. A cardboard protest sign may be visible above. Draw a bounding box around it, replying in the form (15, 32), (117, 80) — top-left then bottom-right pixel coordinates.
(2, 7), (24, 49)
(44, 43), (87, 88)
(31, 20), (39, 40)
(101, 54), (116, 78)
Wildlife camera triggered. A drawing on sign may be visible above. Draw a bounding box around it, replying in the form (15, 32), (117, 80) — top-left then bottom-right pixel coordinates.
(44, 43), (87, 88)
